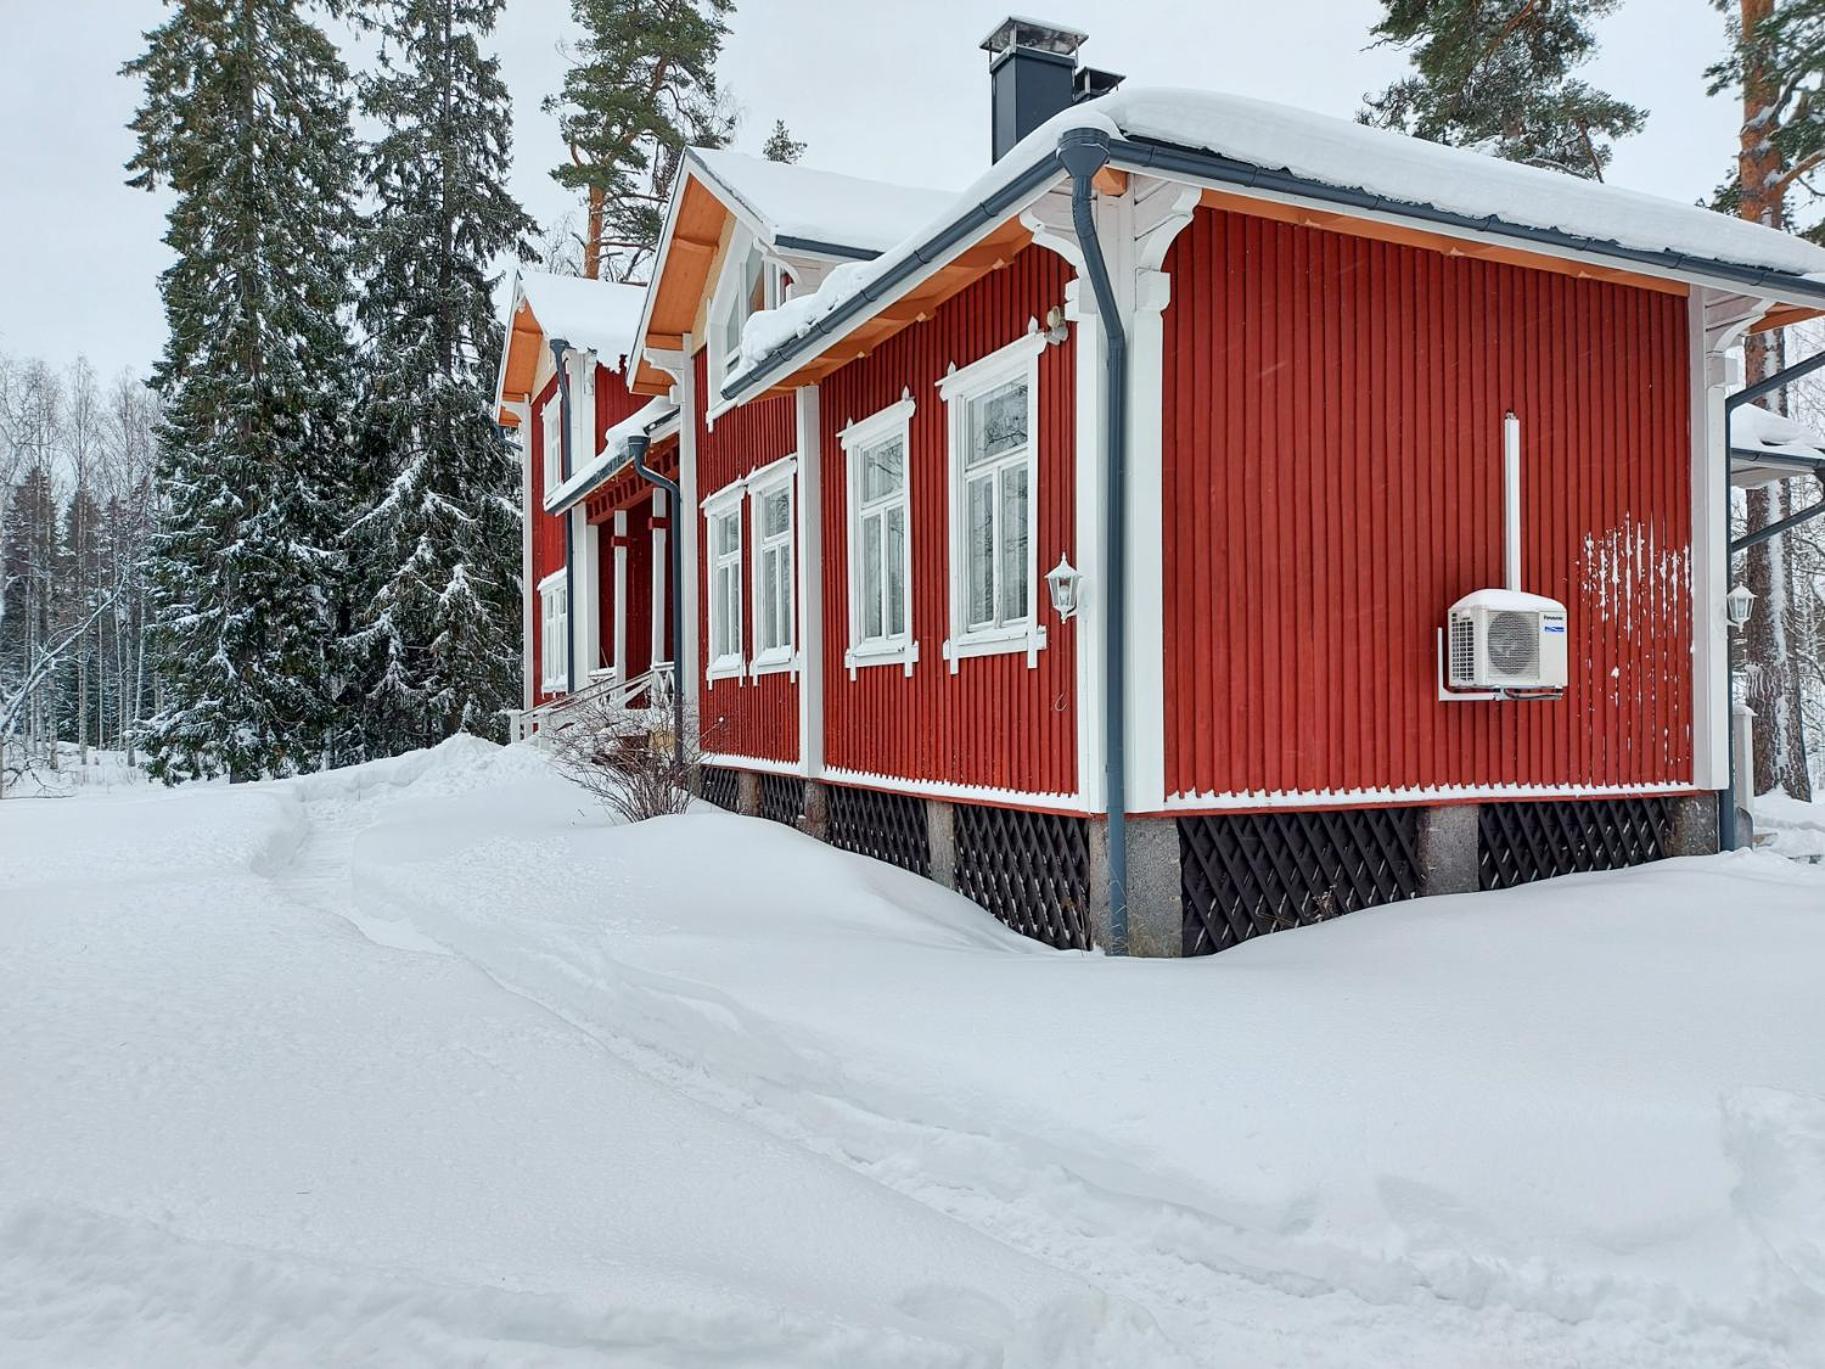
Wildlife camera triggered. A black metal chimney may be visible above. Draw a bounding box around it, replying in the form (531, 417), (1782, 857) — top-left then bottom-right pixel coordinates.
(981, 18), (1116, 163)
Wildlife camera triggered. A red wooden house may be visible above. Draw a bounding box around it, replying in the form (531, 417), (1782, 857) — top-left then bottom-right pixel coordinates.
(508, 20), (1825, 956)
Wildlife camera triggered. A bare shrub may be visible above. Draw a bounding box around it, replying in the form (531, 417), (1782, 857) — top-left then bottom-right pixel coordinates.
(541, 687), (711, 823)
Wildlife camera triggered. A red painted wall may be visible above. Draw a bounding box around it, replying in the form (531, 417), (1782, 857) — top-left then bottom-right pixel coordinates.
(694, 351), (800, 762)
(818, 246), (1079, 799)
(1160, 206), (1693, 803)
(529, 373), (564, 706)
(528, 360), (648, 705)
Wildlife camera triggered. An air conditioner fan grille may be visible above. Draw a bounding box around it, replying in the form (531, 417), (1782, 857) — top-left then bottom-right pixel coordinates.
(1486, 610), (1539, 677)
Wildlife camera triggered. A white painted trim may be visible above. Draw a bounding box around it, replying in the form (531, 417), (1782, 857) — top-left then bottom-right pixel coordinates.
(540, 398), (562, 496)
(821, 765), (1083, 812)
(1160, 780), (1701, 813)
(573, 507), (599, 682)
(701, 750), (806, 779)
(840, 390), (917, 676)
(505, 400), (533, 714)
(650, 488), (667, 673)
(1065, 275), (1105, 812)
(747, 458), (798, 675)
(537, 574), (570, 695)
(796, 385), (825, 776)
(1691, 290), (1766, 790)
(939, 327), (1046, 673)
(535, 566), (567, 594)
(611, 509), (629, 679)
(1125, 179), (1203, 817)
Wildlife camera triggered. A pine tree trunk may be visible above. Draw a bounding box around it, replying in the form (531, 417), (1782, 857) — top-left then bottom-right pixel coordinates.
(584, 183), (604, 280)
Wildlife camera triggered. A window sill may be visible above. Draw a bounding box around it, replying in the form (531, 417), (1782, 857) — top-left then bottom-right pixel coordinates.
(942, 624), (1047, 672)
(706, 656), (746, 684)
(845, 639), (919, 679)
(749, 649), (797, 679)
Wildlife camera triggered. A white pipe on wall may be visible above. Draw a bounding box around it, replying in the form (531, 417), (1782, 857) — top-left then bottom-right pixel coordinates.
(1503, 411), (1522, 592)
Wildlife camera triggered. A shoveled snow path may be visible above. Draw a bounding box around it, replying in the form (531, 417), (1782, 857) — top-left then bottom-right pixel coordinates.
(0, 782), (1172, 1366)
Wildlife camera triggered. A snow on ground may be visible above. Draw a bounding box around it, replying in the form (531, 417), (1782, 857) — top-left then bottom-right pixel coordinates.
(5, 737), (1825, 1366)
(1760, 790), (1825, 861)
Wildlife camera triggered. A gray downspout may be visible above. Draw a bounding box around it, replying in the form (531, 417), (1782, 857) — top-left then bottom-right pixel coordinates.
(550, 339), (577, 695)
(625, 433), (687, 768)
(1057, 128), (1130, 955)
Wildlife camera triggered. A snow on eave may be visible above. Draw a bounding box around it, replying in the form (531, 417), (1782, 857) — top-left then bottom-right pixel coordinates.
(1730, 403), (1825, 487)
(685, 147), (955, 258)
(516, 270), (647, 375)
(544, 396), (679, 515)
(722, 87), (1825, 406)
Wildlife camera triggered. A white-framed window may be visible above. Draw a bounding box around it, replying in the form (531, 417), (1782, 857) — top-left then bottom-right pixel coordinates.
(571, 352), (596, 463)
(708, 233), (777, 400)
(748, 461), (797, 674)
(538, 570), (569, 694)
(541, 396), (562, 494)
(704, 485), (745, 680)
(839, 395), (917, 675)
(938, 329), (1047, 670)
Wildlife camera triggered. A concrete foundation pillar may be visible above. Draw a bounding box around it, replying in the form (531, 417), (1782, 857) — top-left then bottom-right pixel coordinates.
(1088, 815), (1182, 957)
(927, 799), (958, 889)
(802, 779), (830, 842)
(1668, 793), (1721, 857)
(736, 770), (762, 818)
(1416, 803), (1480, 897)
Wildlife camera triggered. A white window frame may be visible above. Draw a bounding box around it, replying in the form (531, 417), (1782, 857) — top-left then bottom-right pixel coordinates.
(537, 569), (569, 694)
(839, 394), (918, 677)
(541, 397), (562, 495)
(747, 458), (799, 677)
(937, 329), (1048, 671)
(571, 352), (597, 465)
(707, 231), (778, 413)
(703, 483), (746, 681)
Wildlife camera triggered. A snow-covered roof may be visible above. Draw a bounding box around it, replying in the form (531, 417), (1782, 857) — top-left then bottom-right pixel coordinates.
(516, 271), (647, 372)
(1730, 403), (1825, 488)
(727, 86), (1825, 399)
(544, 396), (679, 515)
(687, 149), (953, 256)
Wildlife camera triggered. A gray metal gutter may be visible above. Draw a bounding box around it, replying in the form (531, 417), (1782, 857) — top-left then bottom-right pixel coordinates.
(545, 406), (682, 516)
(772, 234), (880, 262)
(721, 152), (1069, 404)
(1104, 134), (1825, 307)
(1057, 128), (1130, 955)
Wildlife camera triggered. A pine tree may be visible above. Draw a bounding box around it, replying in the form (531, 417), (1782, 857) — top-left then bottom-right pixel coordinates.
(125, 0), (362, 784)
(1708, 0), (1825, 800)
(349, 0), (535, 753)
(761, 118), (804, 164)
(546, 0), (738, 280)
(1363, 1), (1645, 179)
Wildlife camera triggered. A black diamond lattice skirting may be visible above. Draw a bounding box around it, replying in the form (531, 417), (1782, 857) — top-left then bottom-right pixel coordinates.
(826, 785), (930, 877)
(954, 805), (1092, 950)
(1477, 798), (1673, 890)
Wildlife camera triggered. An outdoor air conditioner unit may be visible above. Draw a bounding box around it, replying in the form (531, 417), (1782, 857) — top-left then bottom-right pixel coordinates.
(1447, 589), (1568, 691)
(1440, 413), (1568, 699)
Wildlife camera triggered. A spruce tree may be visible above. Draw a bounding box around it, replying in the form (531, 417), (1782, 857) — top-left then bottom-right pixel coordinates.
(1363, 1), (1645, 179)
(349, 0), (534, 752)
(546, 0), (737, 280)
(125, 0), (362, 783)
(1707, 0), (1825, 800)
(761, 119), (804, 164)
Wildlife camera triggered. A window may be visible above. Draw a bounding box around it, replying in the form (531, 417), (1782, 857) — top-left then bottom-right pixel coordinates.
(938, 331), (1046, 668)
(572, 354), (596, 464)
(839, 396), (917, 673)
(541, 397), (561, 495)
(750, 471), (795, 672)
(709, 235), (776, 399)
(706, 489), (744, 680)
(538, 572), (569, 693)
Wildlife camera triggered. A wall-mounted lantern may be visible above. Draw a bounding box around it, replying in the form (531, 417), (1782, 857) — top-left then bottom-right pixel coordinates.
(1046, 554), (1082, 620)
(1727, 584), (1757, 631)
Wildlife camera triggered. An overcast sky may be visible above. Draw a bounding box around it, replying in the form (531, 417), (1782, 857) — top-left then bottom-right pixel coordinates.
(0, 0), (1744, 385)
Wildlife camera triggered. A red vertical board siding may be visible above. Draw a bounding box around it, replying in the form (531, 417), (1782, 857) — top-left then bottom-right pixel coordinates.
(594, 360), (647, 448)
(818, 247), (1078, 799)
(1161, 207), (1692, 802)
(622, 500), (655, 681)
(694, 351), (800, 763)
(528, 374), (564, 706)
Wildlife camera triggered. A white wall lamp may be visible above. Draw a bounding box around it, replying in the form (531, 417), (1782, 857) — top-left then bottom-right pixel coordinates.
(1046, 554), (1082, 620)
(1727, 583), (1757, 631)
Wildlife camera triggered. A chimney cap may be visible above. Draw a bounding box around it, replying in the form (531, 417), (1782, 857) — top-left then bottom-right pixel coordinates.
(979, 16), (1089, 59)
